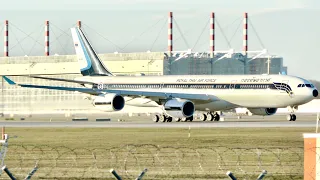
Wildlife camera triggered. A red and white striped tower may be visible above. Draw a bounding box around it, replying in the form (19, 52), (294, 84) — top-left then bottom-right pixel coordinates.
(243, 12), (248, 56)
(45, 20), (49, 56)
(77, 20), (81, 28)
(4, 20), (8, 57)
(168, 12), (173, 57)
(210, 12), (215, 58)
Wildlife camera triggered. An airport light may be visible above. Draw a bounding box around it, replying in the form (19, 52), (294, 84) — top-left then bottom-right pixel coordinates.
(267, 55), (270, 74)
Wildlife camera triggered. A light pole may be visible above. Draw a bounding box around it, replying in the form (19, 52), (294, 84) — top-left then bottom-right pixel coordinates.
(267, 55), (270, 74)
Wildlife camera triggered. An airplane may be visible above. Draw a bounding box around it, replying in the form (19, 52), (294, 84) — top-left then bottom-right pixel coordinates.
(2, 27), (318, 122)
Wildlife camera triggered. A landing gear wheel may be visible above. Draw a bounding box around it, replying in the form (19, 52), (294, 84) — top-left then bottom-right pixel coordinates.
(181, 117), (187, 122)
(287, 114), (296, 121)
(174, 117), (181, 122)
(286, 114), (291, 121)
(159, 115), (166, 122)
(213, 113), (220, 121)
(187, 116), (194, 122)
(206, 113), (213, 121)
(167, 117), (173, 122)
(199, 114), (207, 121)
(153, 114), (159, 122)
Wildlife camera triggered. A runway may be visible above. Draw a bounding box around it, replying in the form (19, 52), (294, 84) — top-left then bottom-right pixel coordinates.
(0, 120), (317, 128)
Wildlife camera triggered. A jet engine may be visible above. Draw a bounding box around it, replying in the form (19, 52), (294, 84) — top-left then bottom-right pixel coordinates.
(92, 93), (125, 112)
(163, 98), (195, 118)
(247, 108), (277, 116)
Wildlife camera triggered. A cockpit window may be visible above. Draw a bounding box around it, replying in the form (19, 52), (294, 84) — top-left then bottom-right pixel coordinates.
(298, 84), (315, 88)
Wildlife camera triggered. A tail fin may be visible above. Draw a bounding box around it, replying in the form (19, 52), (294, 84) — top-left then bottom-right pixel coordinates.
(70, 27), (113, 76)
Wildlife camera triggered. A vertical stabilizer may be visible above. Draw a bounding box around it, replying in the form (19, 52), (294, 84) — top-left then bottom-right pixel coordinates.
(70, 27), (113, 76)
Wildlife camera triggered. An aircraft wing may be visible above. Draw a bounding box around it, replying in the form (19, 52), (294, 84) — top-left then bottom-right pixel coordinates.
(2, 76), (219, 103)
(19, 75), (96, 85)
(3, 76), (101, 95)
(104, 89), (217, 102)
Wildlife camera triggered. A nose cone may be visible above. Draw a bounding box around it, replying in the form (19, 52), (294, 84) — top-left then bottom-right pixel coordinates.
(313, 89), (318, 97)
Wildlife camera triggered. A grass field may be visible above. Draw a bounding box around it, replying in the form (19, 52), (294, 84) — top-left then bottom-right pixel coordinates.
(0, 127), (313, 179)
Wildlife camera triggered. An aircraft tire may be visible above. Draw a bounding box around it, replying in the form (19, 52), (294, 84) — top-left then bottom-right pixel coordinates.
(181, 117), (187, 122)
(187, 116), (194, 122)
(153, 114), (159, 122)
(214, 114), (220, 121)
(159, 115), (166, 122)
(207, 113), (213, 121)
(287, 114), (297, 121)
(199, 114), (207, 121)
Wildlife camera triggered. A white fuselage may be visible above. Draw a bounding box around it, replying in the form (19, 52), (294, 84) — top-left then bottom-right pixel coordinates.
(76, 74), (317, 112)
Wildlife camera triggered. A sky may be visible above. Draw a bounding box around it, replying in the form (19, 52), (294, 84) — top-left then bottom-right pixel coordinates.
(1, 0), (320, 80)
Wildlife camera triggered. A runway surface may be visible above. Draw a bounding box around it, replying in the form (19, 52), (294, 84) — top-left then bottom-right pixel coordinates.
(0, 113), (318, 128)
(0, 120), (317, 128)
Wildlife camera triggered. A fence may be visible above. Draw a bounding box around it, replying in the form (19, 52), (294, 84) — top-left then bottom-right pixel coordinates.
(0, 144), (304, 179)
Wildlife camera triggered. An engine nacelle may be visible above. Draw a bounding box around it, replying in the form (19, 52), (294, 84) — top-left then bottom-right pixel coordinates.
(163, 98), (195, 118)
(93, 93), (125, 112)
(247, 108), (277, 116)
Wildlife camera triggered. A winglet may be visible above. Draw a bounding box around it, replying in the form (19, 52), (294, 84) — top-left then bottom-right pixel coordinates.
(2, 76), (16, 85)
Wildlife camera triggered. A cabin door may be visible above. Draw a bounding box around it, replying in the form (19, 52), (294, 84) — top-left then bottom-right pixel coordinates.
(160, 83), (165, 89)
(229, 80), (237, 90)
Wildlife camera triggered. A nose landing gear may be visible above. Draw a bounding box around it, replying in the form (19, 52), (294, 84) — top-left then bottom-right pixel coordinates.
(287, 106), (298, 121)
(287, 114), (296, 121)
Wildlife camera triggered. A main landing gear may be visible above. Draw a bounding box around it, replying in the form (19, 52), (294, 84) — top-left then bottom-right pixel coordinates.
(152, 111), (221, 123)
(287, 106), (298, 121)
(198, 112), (220, 121)
(152, 114), (193, 123)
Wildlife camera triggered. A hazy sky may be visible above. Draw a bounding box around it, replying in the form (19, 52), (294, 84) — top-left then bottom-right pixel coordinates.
(1, 0), (320, 80)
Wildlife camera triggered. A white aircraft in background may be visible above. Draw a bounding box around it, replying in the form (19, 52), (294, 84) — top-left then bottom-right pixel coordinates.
(2, 27), (318, 122)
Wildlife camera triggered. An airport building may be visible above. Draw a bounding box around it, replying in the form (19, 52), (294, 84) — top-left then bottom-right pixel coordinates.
(165, 52), (286, 75)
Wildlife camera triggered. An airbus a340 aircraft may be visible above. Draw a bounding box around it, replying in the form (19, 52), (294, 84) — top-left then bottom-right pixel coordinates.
(2, 27), (318, 122)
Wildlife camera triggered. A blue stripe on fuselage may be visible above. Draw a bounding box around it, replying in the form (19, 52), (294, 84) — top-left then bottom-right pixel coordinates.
(75, 29), (92, 71)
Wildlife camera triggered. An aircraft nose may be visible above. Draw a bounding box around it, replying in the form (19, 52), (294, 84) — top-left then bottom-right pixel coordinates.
(313, 89), (318, 97)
